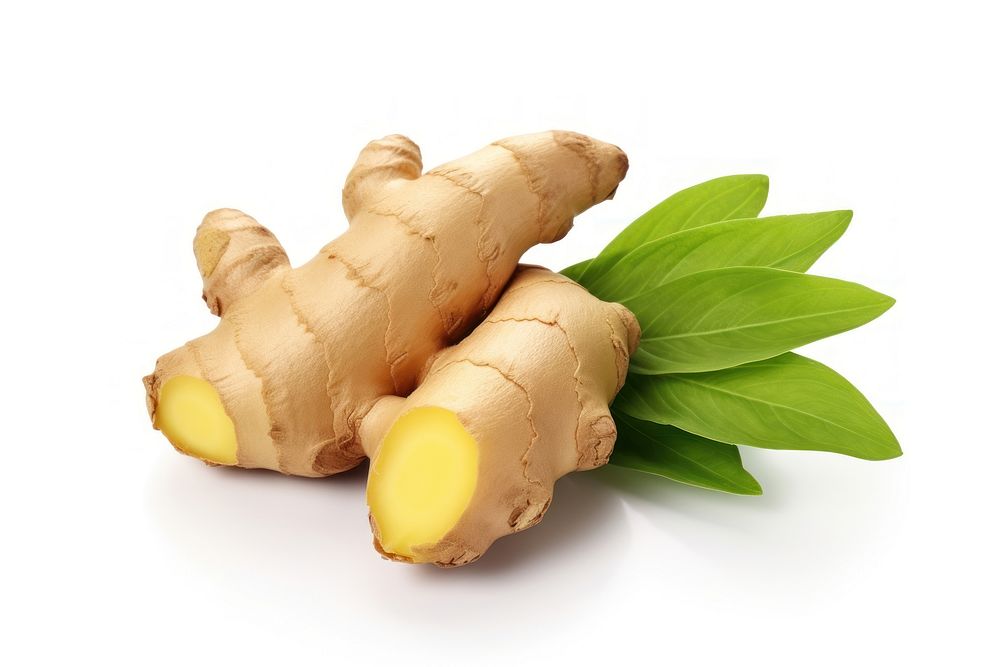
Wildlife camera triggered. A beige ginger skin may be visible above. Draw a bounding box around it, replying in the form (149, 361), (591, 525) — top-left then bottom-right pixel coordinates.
(362, 267), (640, 566)
(144, 132), (628, 477)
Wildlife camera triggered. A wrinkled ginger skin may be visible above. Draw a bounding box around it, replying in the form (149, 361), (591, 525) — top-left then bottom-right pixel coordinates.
(361, 267), (641, 566)
(144, 132), (628, 477)
(194, 209), (291, 316)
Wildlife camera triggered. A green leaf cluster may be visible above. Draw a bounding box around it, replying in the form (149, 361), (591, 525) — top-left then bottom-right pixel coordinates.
(563, 175), (900, 495)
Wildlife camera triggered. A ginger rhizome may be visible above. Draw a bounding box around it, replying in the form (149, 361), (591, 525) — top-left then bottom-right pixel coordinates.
(144, 132), (628, 477)
(361, 267), (639, 565)
(144, 138), (900, 569)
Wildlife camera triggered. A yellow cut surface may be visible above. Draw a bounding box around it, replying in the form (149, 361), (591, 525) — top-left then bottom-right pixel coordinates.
(367, 407), (479, 560)
(154, 375), (238, 465)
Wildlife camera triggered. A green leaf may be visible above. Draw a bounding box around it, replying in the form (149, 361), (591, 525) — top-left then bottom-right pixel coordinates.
(623, 267), (894, 374)
(578, 174), (768, 285)
(610, 411), (762, 495)
(560, 258), (592, 282)
(615, 353), (902, 460)
(585, 211), (852, 302)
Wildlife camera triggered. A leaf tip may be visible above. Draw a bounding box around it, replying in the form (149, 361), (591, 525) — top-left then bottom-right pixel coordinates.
(860, 283), (896, 315)
(879, 438), (904, 460)
(860, 430), (902, 460)
(726, 173), (769, 198)
(872, 290), (897, 314)
(752, 173), (769, 193)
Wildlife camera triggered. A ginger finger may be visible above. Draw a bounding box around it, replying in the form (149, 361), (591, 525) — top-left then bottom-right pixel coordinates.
(361, 266), (640, 566)
(194, 208), (290, 316)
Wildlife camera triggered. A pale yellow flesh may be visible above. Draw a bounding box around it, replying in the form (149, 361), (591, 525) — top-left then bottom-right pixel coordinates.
(155, 375), (238, 465)
(367, 407), (479, 560)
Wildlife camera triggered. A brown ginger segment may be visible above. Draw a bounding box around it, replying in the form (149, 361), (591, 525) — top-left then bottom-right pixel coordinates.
(551, 130), (630, 205)
(342, 134), (422, 220)
(227, 275), (343, 476)
(364, 185), (491, 341)
(577, 408), (619, 470)
(185, 319), (280, 471)
(361, 266), (640, 566)
(194, 209), (290, 316)
(493, 132), (628, 242)
(424, 160), (538, 319)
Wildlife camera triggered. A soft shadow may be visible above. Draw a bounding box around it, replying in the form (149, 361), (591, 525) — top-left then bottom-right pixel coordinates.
(365, 472), (631, 631)
(145, 455), (628, 588)
(587, 448), (798, 544)
(596, 457), (784, 525)
(591, 447), (906, 595)
(417, 472), (629, 580)
(147, 453), (632, 631)
(144, 454), (373, 584)
(145, 444), (904, 617)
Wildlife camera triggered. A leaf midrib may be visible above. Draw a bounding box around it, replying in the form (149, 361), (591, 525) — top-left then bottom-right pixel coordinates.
(664, 373), (887, 448)
(676, 180), (762, 236)
(641, 303), (886, 342)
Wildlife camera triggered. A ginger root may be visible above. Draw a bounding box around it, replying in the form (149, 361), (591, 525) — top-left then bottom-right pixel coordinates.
(143, 155), (900, 569)
(361, 267), (640, 565)
(144, 132), (627, 476)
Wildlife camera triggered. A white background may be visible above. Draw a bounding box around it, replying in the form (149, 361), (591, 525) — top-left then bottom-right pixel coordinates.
(2, 1), (997, 665)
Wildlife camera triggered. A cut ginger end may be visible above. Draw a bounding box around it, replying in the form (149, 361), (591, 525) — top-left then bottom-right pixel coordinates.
(367, 407), (479, 560)
(154, 375), (238, 466)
